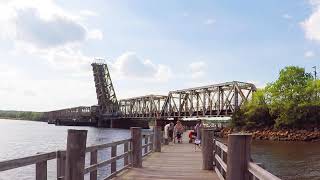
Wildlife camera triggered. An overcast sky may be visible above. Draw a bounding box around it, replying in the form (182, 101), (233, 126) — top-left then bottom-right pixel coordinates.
(0, 0), (319, 111)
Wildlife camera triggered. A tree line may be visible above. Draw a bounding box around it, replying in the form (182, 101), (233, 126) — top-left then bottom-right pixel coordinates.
(232, 66), (320, 129)
(0, 110), (44, 121)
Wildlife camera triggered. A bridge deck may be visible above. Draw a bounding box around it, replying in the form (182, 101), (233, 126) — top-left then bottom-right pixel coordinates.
(114, 134), (219, 180)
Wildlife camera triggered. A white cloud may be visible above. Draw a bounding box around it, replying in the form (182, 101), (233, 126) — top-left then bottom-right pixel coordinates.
(0, 63), (96, 111)
(301, 1), (320, 42)
(87, 29), (103, 40)
(80, 10), (98, 17)
(282, 14), (292, 19)
(15, 9), (87, 48)
(0, 0), (103, 48)
(305, 50), (315, 58)
(0, 0), (102, 77)
(112, 52), (172, 82)
(189, 61), (207, 79)
(204, 18), (216, 25)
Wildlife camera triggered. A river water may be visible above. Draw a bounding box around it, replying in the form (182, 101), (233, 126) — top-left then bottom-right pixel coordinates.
(0, 119), (319, 180)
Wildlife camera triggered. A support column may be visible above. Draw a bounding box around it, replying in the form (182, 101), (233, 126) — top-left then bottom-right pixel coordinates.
(154, 126), (161, 152)
(131, 127), (142, 168)
(110, 119), (114, 128)
(202, 128), (214, 170)
(226, 133), (252, 180)
(65, 129), (87, 180)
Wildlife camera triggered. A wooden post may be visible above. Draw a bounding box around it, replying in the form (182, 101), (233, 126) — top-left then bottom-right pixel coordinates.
(65, 129), (87, 180)
(36, 161), (47, 180)
(213, 139), (216, 167)
(154, 126), (161, 152)
(124, 142), (129, 166)
(111, 145), (117, 173)
(226, 133), (252, 180)
(202, 128), (214, 170)
(57, 151), (66, 180)
(161, 131), (164, 144)
(90, 150), (97, 180)
(150, 134), (154, 152)
(131, 127), (142, 168)
(144, 136), (148, 154)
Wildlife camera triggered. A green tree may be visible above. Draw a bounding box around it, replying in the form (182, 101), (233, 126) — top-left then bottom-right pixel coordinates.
(231, 66), (320, 129)
(266, 66), (313, 108)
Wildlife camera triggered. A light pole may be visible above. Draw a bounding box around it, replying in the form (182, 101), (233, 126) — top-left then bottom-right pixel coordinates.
(312, 66), (317, 80)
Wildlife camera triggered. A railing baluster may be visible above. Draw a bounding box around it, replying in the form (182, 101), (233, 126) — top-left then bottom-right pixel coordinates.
(111, 145), (117, 174)
(150, 134), (154, 152)
(124, 142), (129, 166)
(144, 136), (148, 154)
(57, 151), (66, 180)
(36, 160), (47, 180)
(90, 150), (98, 180)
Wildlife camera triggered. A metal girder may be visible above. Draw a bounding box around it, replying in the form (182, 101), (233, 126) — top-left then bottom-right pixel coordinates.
(160, 81), (256, 118)
(92, 62), (119, 115)
(119, 95), (167, 118)
(43, 106), (93, 121)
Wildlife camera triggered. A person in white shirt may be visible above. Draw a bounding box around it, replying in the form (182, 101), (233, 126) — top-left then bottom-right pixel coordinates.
(164, 122), (174, 142)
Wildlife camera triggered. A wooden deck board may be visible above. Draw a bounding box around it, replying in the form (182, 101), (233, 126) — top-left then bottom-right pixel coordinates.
(114, 133), (219, 180)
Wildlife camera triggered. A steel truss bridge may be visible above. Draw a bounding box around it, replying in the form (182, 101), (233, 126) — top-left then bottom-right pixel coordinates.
(44, 63), (256, 123)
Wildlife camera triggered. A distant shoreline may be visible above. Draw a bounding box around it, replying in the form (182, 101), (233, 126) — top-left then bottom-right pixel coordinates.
(218, 127), (320, 142)
(0, 117), (45, 122)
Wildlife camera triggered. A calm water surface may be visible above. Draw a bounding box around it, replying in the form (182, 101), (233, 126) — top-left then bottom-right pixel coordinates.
(0, 119), (319, 180)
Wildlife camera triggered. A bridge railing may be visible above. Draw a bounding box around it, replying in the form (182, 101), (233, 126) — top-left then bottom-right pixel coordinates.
(211, 132), (281, 180)
(0, 128), (156, 180)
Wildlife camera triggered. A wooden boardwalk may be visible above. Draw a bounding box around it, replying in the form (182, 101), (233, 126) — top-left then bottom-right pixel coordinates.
(114, 133), (219, 180)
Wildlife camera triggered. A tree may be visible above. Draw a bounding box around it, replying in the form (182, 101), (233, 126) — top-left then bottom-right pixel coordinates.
(231, 66), (320, 129)
(266, 66), (313, 108)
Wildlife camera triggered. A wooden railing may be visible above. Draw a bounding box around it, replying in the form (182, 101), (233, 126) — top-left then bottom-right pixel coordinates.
(214, 140), (228, 179)
(211, 132), (281, 180)
(0, 127), (157, 180)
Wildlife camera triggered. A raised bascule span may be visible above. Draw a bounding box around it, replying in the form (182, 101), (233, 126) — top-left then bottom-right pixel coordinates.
(43, 62), (256, 127)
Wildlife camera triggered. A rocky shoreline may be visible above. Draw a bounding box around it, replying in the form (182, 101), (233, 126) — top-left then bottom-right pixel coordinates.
(217, 127), (320, 141)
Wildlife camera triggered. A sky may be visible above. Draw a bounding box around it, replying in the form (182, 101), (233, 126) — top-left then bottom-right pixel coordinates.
(0, 0), (320, 111)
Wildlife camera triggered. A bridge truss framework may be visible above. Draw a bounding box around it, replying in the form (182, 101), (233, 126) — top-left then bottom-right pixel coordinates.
(44, 63), (256, 123)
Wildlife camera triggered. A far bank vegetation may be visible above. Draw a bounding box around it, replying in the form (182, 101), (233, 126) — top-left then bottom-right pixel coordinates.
(232, 66), (320, 130)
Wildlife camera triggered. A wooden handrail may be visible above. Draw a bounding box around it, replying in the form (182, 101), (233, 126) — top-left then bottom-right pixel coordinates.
(215, 141), (228, 153)
(213, 138), (281, 180)
(85, 138), (131, 152)
(104, 164), (131, 180)
(0, 152), (56, 171)
(215, 166), (225, 180)
(248, 162), (281, 180)
(141, 142), (153, 149)
(0, 128), (160, 179)
(215, 154), (227, 172)
(84, 151), (130, 174)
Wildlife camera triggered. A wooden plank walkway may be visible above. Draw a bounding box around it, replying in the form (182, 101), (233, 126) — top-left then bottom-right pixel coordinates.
(114, 132), (219, 180)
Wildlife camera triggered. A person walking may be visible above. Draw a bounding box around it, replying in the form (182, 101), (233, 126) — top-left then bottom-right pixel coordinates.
(164, 122), (174, 143)
(174, 120), (184, 143)
(194, 120), (203, 146)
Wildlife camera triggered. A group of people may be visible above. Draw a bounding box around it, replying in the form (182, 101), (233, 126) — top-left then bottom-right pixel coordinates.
(164, 120), (184, 143)
(164, 120), (203, 144)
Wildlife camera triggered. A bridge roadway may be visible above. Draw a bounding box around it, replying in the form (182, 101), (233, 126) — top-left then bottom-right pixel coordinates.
(114, 132), (219, 180)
